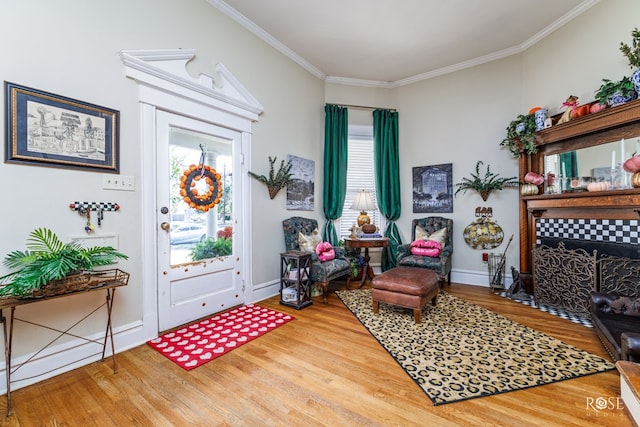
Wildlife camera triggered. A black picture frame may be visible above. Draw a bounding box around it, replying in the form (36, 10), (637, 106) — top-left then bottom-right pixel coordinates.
(5, 82), (119, 173)
(412, 163), (453, 213)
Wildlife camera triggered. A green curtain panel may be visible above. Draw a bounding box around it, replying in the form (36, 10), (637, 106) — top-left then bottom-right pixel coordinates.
(373, 109), (402, 271)
(559, 151), (578, 178)
(322, 104), (349, 244)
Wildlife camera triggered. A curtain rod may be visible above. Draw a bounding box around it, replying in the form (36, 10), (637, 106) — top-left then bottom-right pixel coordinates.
(335, 103), (397, 112)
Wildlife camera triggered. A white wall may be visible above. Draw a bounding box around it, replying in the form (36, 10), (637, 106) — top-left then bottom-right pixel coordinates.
(396, 55), (524, 285)
(0, 0), (323, 387)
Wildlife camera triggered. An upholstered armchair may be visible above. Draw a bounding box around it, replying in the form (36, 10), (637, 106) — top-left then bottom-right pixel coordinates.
(396, 216), (453, 285)
(282, 217), (351, 303)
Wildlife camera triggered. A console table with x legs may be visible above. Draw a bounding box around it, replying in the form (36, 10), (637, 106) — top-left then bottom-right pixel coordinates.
(0, 270), (128, 416)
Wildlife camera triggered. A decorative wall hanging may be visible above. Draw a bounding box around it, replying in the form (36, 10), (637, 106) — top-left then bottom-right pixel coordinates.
(463, 207), (505, 250)
(248, 156), (293, 199)
(179, 144), (223, 212)
(412, 163), (453, 213)
(5, 82), (120, 172)
(286, 154), (315, 210)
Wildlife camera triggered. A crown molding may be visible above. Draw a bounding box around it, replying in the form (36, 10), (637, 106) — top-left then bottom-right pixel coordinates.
(209, 0), (600, 89)
(208, 0), (326, 80)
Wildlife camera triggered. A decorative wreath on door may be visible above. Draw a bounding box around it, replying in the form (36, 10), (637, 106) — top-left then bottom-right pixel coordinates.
(180, 164), (223, 212)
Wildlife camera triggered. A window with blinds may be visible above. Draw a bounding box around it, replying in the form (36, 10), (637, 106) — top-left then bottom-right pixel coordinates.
(339, 127), (381, 238)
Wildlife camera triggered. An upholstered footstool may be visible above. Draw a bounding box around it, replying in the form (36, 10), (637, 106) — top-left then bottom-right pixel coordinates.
(372, 267), (439, 323)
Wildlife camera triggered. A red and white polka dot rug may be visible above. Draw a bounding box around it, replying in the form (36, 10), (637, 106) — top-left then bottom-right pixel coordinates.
(147, 304), (294, 370)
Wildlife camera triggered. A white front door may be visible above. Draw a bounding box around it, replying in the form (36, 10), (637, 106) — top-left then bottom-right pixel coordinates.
(156, 110), (244, 331)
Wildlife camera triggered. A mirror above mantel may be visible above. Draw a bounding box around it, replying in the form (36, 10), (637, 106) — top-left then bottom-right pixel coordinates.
(544, 136), (640, 191)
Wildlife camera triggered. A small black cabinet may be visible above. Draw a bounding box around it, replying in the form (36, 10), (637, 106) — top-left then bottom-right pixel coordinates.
(280, 251), (312, 309)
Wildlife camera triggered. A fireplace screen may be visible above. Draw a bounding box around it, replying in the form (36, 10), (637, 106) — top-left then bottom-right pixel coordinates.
(533, 242), (597, 317)
(599, 255), (640, 296)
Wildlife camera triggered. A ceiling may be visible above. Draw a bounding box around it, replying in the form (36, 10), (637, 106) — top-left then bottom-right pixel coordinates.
(209, 0), (597, 87)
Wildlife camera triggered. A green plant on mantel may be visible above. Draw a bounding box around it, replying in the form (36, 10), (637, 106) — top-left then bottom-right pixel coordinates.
(248, 156), (293, 199)
(0, 228), (128, 297)
(594, 77), (636, 105)
(455, 161), (519, 201)
(620, 27), (640, 68)
(500, 113), (537, 159)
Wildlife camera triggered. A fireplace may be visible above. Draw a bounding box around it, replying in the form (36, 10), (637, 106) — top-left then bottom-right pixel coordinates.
(517, 99), (640, 305)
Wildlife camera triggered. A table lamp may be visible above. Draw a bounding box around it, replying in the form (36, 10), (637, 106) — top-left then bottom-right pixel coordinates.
(350, 190), (377, 233)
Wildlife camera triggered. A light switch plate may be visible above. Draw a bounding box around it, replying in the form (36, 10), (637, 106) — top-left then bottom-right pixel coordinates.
(103, 174), (135, 191)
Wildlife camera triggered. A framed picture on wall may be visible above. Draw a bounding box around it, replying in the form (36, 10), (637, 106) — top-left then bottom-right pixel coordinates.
(412, 163), (453, 213)
(5, 81), (120, 173)
(286, 154), (315, 210)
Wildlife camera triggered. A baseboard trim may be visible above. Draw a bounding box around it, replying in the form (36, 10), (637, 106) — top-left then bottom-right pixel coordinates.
(0, 319), (147, 394)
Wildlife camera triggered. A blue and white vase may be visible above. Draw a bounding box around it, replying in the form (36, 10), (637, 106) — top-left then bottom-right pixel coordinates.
(632, 68), (640, 97)
(534, 109), (548, 131)
(608, 90), (637, 107)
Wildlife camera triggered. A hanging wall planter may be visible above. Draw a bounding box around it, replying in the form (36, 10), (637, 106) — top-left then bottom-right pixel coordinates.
(248, 156), (293, 199)
(455, 161), (519, 201)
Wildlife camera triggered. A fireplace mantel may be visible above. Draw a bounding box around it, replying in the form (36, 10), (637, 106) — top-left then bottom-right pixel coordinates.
(518, 100), (640, 293)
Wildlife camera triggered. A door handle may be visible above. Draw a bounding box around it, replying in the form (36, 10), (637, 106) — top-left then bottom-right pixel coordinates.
(160, 222), (170, 231)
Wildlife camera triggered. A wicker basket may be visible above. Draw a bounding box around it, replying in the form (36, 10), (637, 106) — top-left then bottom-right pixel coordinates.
(29, 269), (130, 298)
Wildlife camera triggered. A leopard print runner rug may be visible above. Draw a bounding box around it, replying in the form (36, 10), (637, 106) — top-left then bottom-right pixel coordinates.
(335, 289), (614, 405)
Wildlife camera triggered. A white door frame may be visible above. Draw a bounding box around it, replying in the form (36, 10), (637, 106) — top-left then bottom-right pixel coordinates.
(121, 49), (263, 338)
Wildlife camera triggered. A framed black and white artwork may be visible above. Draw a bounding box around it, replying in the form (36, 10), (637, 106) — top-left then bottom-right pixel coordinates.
(5, 82), (120, 173)
(287, 154), (315, 211)
(412, 163), (453, 213)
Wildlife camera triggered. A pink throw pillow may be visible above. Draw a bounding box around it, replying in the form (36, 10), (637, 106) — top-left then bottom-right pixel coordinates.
(315, 241), (336, 262)
(410, 239), (442, 257)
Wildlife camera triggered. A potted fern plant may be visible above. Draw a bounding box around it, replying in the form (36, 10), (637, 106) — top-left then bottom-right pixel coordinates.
(455, 161), (519, 201)
(0, 228), (128, 298)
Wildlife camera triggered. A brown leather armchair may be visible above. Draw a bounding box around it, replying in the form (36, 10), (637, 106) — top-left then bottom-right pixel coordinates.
(590, 292), (640, 362)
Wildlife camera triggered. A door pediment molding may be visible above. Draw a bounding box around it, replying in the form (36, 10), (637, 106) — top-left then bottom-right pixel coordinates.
(120, 49), (263, 121)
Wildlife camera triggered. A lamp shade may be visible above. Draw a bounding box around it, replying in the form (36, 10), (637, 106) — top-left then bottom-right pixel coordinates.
(350, 190), (375, 212)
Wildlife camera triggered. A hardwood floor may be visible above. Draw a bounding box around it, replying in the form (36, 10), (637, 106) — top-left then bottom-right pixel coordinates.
(0, 282), (632, 426)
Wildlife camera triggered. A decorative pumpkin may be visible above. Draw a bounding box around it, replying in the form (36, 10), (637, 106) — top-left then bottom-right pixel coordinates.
(590, 102), (607, 114)
(587, 181), (611, 192)
(524, 172), (544, 185)
(623, 155), (640, 173)
(572, 105), (590, 118)
(520, 183), (539, 196)
(632, 172), (640, 188)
